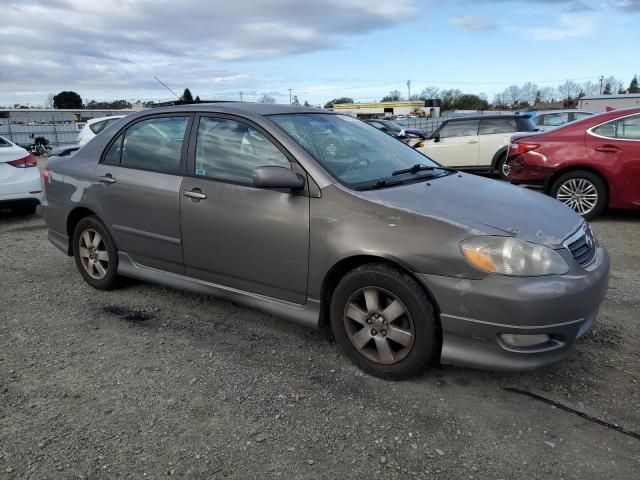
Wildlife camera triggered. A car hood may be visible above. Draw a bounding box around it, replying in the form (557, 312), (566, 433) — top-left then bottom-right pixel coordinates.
(358, 172), (583, 248)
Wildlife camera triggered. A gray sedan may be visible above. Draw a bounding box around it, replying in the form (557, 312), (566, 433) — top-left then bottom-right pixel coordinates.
(41, 103), (609, 379)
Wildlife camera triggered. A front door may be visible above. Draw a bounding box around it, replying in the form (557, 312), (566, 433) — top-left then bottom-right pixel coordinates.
(422, 119), (480, 167)
(94, 114), (191, 273)
(179, 115), (310, 304)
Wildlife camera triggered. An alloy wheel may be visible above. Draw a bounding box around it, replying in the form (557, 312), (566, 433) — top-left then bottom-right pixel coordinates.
(78, 229), (109, 280)
(555, 178), (598, 216)
(343, 287), (415, 365)
(501, 160), (511, 178)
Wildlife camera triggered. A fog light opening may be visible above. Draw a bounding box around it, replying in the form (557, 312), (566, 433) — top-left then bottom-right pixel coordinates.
(499, 333), (550, 348)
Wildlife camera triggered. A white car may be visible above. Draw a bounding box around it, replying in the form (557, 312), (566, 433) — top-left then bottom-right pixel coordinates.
(77, 115), (126, 145)
(0, 135), (43, 214)
(415, 114), (538, 179)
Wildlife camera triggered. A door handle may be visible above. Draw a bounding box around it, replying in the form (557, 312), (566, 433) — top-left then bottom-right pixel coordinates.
(98, 174), (116, 184)
(183, 189), (207, 200)
(466, 139), (479, 144)
(595, 145), (620, 153)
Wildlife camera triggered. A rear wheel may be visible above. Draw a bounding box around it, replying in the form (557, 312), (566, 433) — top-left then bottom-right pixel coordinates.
(72, 216), (121, 290)
(550, 170), (607, 220)
(330, 263), (439, 380)
(496, 154), (510, 180)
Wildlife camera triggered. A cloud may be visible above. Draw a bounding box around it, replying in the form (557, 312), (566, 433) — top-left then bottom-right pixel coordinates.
(0, 0), (415, 104)
(607, 0), (640, 11)
(520, 13), (594, 40)
(451, 15), (497, 31)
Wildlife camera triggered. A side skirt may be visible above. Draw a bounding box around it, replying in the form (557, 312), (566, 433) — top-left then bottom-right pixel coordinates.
(117, 252), (321, 330)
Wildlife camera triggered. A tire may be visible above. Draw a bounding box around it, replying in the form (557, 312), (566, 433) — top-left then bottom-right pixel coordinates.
(330, 263), (439, 380)
(496, 154), (510, 181)
(550, 170), (607, 220)
(72, 215), (121, 290)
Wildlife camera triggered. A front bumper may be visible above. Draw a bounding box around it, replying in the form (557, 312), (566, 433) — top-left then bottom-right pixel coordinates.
(419, 247), (609, 371)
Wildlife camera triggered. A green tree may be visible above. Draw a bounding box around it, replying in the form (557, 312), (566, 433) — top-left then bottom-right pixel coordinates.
(381, 90), (402, 102)
(291, 95), (300, 106)
(603, 82), (612, 95)
(323, 97), (354, 109)
(303, 100), (311, 107)
(451, 94), (489, 111)
(194, 95), (201, 103)
(182, 88), (194, 102)
(53, 91), (83, 109)
(629, 75), (639, 94)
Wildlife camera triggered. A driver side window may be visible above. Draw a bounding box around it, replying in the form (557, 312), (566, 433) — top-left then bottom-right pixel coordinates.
(194, 117), (291, 184)
(438, 120), (479, 139)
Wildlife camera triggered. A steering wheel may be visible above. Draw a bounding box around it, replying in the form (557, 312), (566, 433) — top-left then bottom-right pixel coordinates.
(319, 135), (345, 161)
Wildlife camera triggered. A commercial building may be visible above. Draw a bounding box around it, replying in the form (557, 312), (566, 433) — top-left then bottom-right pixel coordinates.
(331, 101), (441, 119)
(578, 94), (640, 113)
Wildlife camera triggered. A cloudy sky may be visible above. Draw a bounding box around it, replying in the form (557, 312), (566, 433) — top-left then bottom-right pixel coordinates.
(1, 0), (638, 106)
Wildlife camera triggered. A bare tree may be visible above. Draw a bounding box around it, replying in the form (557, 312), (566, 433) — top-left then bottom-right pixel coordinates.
(257, 94), (276, 104)
(45, 94), (55, 109)
(519, 82), (539, 106)
(504, 85), (521, 107)
(538, 87), (558, 103)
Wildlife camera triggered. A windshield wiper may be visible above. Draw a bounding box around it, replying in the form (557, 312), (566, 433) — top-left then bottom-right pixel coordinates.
(355, 178), (405, 191)
(391, 163), (456, 176)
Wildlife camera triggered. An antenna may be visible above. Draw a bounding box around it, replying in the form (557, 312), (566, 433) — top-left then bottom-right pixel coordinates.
(154, 76), (182, 100)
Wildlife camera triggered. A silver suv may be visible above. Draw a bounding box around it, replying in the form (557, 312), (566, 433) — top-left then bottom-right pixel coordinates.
(42, 103), (609, 379)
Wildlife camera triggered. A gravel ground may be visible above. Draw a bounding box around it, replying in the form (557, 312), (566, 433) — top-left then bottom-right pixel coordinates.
(1, 205), (639, 479)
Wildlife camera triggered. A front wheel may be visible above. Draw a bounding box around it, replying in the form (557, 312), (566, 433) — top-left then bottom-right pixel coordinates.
(330, 263), (439, 380)
(72, 215), (121, 290)
(496, 154), (510, 181)
(550, 171), (607, 220)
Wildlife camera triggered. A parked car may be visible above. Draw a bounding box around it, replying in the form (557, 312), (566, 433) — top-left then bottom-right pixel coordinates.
(364, 119), (426, 146)
(0, 135), (43, 214)
(507, 107), (640, 219)
(526, 109), (594, 131)
(415, 114), (538, 179)
(42, 103), (609, 379)
(77, 115), (126, 145)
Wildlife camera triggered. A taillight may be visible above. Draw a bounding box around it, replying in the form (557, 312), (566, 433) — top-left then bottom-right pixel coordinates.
(509, 142), (539, 156)
(8, 154), (38, 168)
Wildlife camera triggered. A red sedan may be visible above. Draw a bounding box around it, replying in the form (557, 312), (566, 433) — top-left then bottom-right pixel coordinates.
(507, 107), (640, 219)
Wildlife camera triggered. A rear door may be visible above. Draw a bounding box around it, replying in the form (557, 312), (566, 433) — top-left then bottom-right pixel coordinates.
(478, 117), (521, 168)
(421, 120), (480, 167)
(587, 113), (640, 207)
(179, 114), (310, 304)
(94, 114), (192, 273)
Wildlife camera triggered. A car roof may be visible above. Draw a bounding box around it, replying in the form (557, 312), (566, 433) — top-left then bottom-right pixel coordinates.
(524, 109), (594, 117)
(445, 114), (530, 122)
(87, 115), (127, 124)
(143, 102), (325, 117)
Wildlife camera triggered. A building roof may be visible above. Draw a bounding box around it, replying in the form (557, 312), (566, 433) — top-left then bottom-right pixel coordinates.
(579, 94), (640, 100)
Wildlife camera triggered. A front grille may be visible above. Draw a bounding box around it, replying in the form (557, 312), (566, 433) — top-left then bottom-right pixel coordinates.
(565, 226), (596, 267)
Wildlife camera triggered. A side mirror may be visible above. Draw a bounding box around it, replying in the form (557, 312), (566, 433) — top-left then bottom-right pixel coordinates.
(252, 166), (305, 190)
(432, 132), (441, 143)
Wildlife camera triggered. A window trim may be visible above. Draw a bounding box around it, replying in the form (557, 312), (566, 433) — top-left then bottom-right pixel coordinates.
(99, 112), (195, 176)
(587, 112), (640, 142)
(185, 112), (302, 188)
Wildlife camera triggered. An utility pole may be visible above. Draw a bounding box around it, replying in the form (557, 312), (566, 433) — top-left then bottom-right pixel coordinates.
(288, 89), (293, 104)
(239, 91), (243, 102)
(599, 76), (604, 95)
(407, 80), (411, 100)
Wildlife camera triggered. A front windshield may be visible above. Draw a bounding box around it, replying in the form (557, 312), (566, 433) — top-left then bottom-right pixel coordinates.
(269, 114), (440, 188)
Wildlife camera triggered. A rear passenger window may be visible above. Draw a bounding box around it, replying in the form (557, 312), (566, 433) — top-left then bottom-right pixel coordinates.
(479, 118), (518, 135)
(120, 117), (188, 173)
(594, 115), (640, 140)
(438, 120), (479, 138)
(89, 120), (107, 134)
(541, 113), (569, 127)
(194, 117), (290, 183)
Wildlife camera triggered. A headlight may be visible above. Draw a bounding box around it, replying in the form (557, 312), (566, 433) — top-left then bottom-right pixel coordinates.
(460, 236), (569, 276)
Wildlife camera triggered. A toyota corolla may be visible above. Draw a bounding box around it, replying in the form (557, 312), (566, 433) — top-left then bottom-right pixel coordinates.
(41, 103), (609, 379)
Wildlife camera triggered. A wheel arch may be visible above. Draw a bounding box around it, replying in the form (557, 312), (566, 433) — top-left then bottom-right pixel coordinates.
(543, 166), (609, 198)
(491, 145), (508, 170)
(317, 254), (442, 336)
(66, 207), (99, 255)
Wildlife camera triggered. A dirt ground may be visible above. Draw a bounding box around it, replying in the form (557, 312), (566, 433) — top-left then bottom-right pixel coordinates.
(1, 205), (639, 479)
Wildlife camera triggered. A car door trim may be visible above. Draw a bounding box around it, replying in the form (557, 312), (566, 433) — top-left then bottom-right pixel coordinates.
(117, 252), (320, 329)
(112, 224), (181, 245)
